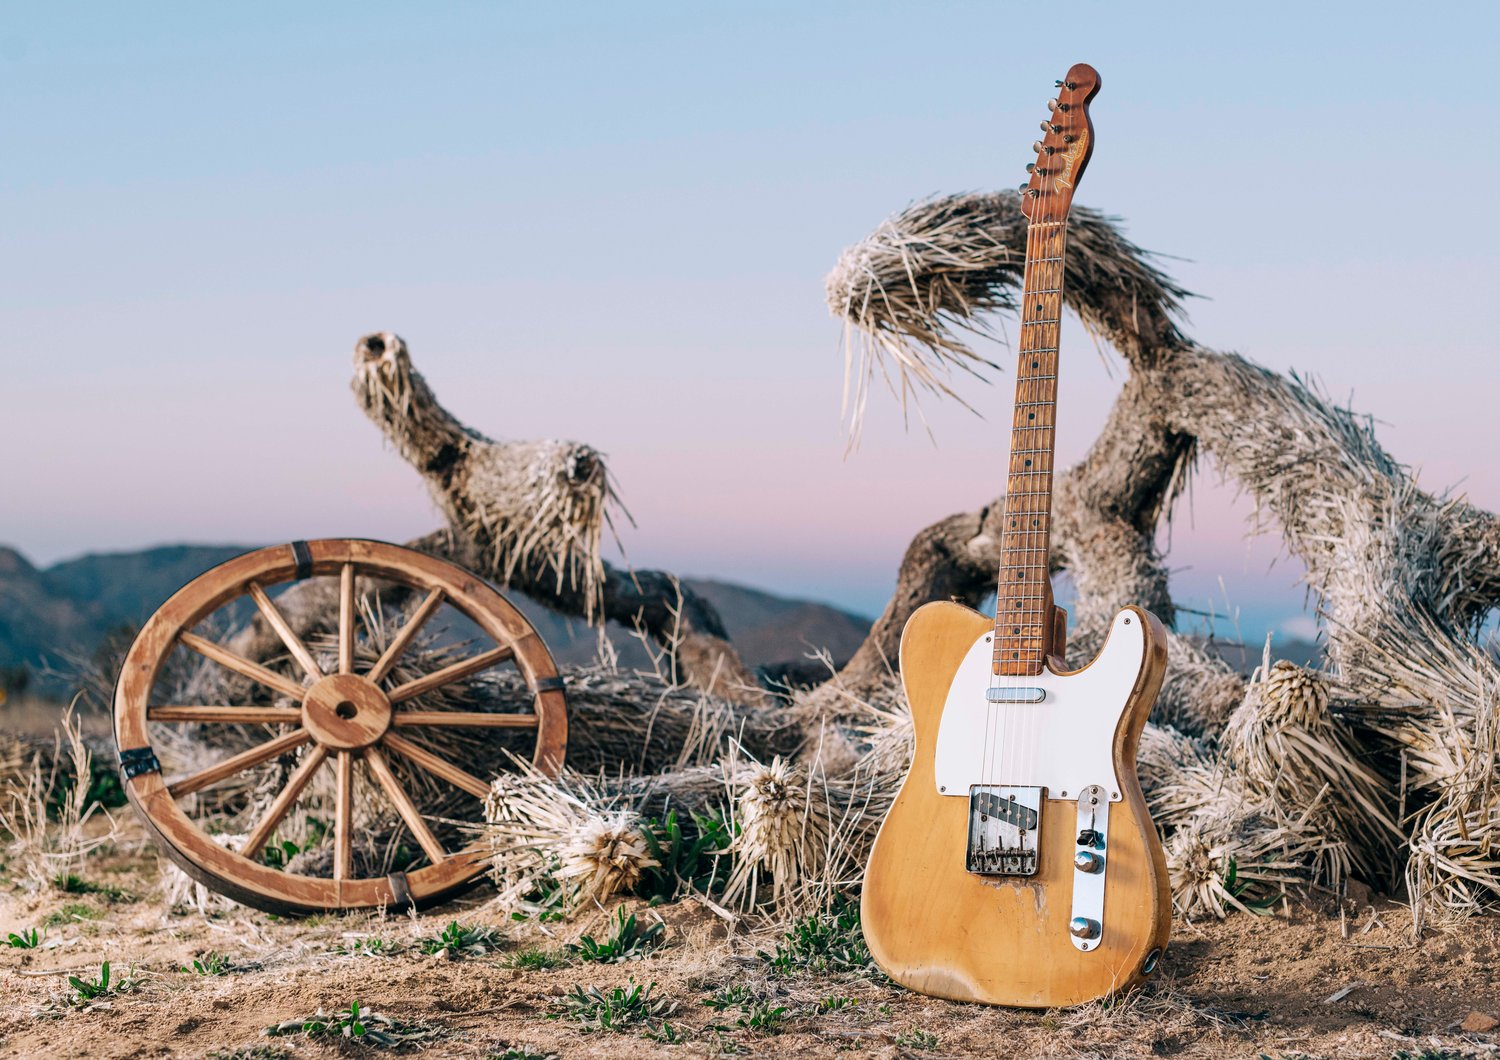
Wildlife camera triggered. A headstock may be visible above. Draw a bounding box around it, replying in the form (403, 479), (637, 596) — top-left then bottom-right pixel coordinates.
(1019, 62), (1101, 222)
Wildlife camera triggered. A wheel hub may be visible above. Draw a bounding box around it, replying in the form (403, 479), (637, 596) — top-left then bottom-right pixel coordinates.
(301, 673), (392, 750)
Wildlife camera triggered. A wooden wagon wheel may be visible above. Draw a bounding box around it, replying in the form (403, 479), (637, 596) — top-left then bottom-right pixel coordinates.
(113, 538), (567, 914)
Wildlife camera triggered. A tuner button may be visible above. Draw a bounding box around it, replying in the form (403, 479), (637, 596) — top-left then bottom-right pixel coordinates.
(1069, 917), (1100, 940)
(1018, 182), (1029, 192)
(1025, 162), (1036, 173)
(1047, 98), (1059, 111)
(1054, 79), (1065, 88)
(1032, 140), (1044, 154)
(1040, 120), (1062, 134)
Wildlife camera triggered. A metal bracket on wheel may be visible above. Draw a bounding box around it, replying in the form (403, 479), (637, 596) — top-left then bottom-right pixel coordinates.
(118, 746), (161, 780)
(387, 871), (415, 911)
(533, 675), (567, 693)
(1070, 784), (1110, 952)
(290, 540), (314, 581)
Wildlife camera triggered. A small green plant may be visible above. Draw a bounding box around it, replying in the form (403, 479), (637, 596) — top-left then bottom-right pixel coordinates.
(701, 983), (753, 1011)
(264, 1001), (443, 1048)
(565, 907), (664, 963)
(761, 898), (874, 976)
(259, 816), (328, 871)
(559, 980), (677, 1034)
(51, 874), (132, 901)
(637, 810), (734, 901)
(419, 920), (498, 957)
(207, 1046), (292, 1060)
(736, 1001), (787, 1032)
(333, 936), (396, 957)
(6, 927), (42, 949)
(68, 960), (131, 1005)
(894, 1028), (940, 1051)
(817, 994), (858, 1011)
(42, 901), (101, 927)
(500, 947), (564, 971)
(184, 950), (231, 976)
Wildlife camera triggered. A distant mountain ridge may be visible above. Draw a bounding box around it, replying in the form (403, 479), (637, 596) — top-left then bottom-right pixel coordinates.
(0, 543), (873, 697)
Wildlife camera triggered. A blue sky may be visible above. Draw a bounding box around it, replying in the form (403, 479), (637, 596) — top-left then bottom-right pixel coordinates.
(3, 2), (1497, 646)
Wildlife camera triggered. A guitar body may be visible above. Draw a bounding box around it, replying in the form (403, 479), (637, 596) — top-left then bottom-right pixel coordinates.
(861, 600), (1172, 1007)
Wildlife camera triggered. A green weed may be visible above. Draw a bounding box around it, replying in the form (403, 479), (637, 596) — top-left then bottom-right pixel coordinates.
(419, 921), (499, 957)
(761, 898), (874, 976)
(43, 902), (100, 927)
(637, 810), (734, 901)
(264, 1001), (443, 1048)
(183, 951), (230, 976)
(559, 980), (677, 1034)
(68, 960), (132, 1005)
(894, 1028), (940, 1050)
(565, 906), (664, 963)
(500, 947), (564, 971)
(736, 1001), (787, 1033)
(5, 927), (42, 949)
(701, 983), (753, 1011)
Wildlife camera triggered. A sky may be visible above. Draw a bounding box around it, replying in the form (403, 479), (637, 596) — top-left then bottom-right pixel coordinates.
(3, 2), (1497, 647)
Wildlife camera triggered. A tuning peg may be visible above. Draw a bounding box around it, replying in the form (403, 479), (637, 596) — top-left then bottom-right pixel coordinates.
(1028, 188), (1041, 198)
(1025, 162), (1036, 173)
(1055, 78), (1077, 90)
(1032, 140), (1043, 153)
(1040, 120), (1062, 134)
(1019, 182), (1029, 191)
(1048, 98), (1059, 111)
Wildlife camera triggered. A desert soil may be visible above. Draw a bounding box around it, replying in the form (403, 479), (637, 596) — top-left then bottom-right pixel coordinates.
(1, 818), (1498, 1060)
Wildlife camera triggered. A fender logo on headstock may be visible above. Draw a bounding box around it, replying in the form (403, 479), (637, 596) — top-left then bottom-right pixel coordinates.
(1054, 138), (1087, 190)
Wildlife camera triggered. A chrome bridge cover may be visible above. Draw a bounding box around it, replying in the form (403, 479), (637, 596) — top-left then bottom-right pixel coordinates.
(965, 785), (1042, 876)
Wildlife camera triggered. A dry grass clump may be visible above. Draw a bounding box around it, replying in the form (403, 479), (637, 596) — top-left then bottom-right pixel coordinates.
(0, 704), (117, 890)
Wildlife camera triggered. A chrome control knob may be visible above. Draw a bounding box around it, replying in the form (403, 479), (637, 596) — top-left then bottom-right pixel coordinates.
(1073, 850), (1103, 873)
(1069, 916), (1100, 940)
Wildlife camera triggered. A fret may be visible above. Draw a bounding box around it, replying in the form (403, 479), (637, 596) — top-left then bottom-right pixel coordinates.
(1010, 448), (1052, 454)
(1021, 319), (1061, 326)
(1028, 255), (1063, 263)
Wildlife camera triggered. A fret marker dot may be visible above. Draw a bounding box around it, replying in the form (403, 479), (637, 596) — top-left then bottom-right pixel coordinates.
(1012, 628), (1020, 635)
(1025, 459), (1032, 467)
(1012, 652), (1019, 659)
(1032, 361), (1039, 369)
(1028, 413), (1035, 420)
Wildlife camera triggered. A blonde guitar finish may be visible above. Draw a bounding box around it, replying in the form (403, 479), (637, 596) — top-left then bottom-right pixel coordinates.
(861, 601), (1171, 1008)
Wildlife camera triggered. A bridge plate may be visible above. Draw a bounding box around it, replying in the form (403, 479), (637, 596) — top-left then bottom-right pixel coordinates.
(965, 785), (1042, 876)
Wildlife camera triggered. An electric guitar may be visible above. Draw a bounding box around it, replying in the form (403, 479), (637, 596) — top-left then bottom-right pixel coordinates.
(860, 64), (1172, 1008)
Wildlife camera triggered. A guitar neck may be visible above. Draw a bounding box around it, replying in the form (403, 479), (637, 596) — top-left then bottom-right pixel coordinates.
(992, 218), (1066, 676)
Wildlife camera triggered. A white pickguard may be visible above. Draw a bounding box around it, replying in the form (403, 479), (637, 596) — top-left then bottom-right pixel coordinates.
(932, 609), (1146, 802)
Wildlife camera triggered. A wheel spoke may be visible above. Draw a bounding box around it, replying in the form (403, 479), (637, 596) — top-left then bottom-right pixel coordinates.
(168, 729), (311, 798)
(386, 644), (514, 704)
(367, 587), (445, 684)
(240, 745), (328, 859)
(338, 563), (357, 675)
(382, 732), (492, 799)
(363, 745), (446, 864)
(148, 705), (302, 724)
(334, 750), (354, 880)
(390, 710), (537, 729)
(247, 581), (324, 680)
(179, 631), (307, 701)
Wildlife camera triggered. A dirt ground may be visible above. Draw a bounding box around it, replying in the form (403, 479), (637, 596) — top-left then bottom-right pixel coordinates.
(2, 818), (1498, 1060)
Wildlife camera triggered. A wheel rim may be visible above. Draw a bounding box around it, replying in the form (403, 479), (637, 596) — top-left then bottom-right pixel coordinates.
(113, 538), (567, 913)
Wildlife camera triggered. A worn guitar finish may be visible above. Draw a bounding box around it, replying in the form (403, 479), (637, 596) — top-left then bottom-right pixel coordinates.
(861, 64), (1173, 1007)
